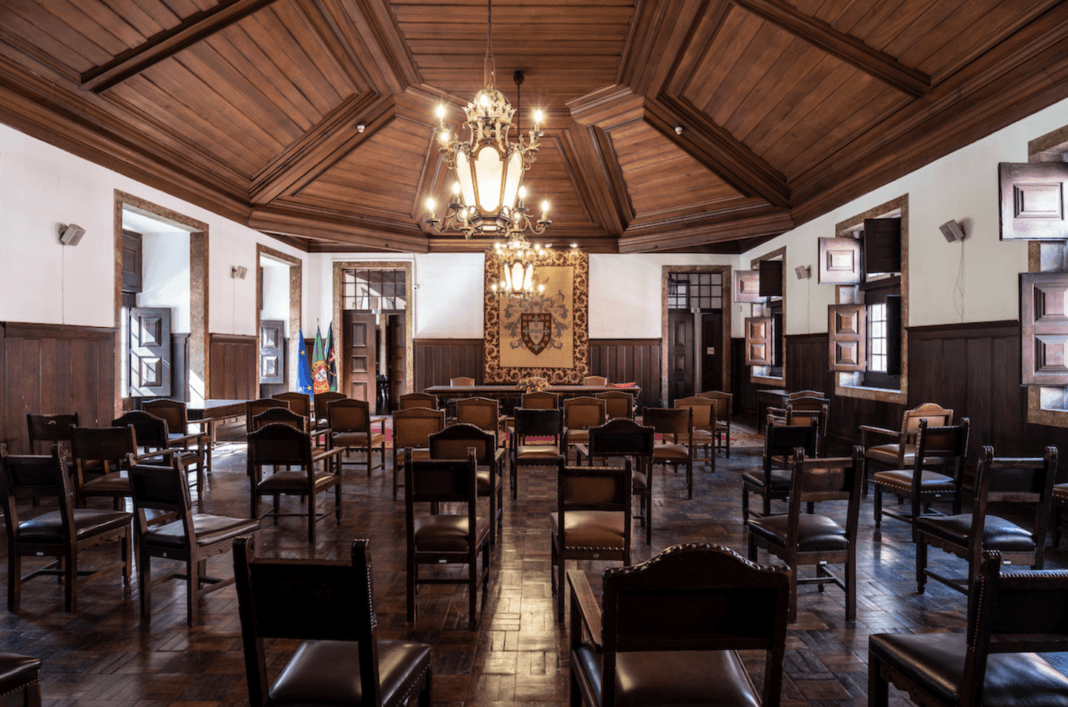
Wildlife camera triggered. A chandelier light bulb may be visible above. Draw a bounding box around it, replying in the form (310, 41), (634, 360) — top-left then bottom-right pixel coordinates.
(518, 186), (526, 199)
(533, 109), (544, 125)
(538, 284), (545, 293)
(438, 130), (450, 144)
(452, 181), (461, 195)
(426, 197), (436, 212)
(436, 104), (446, 119)
(480, 94), (490, 107)
(541, 201), (550, 216)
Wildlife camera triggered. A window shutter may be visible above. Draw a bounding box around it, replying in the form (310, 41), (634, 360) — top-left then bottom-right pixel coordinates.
(758, 260), (783, 297)
(734, 270), (761, 303)
(744, 317), (772, 365)
(886, 295), (902, 376)
(863, 218), (901, 276)
(828, 304), (866, 372)
(999, 163), (1068, 241)
(129, 307), (173, 397)
(817, 237), (862, 285)
(1020, 272), (1068, 385)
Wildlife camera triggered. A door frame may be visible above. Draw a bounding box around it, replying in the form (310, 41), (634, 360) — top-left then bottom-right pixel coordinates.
(332, 261), (414, 401)
(256, 245), (302, 391)
(660, 265), (732, 405)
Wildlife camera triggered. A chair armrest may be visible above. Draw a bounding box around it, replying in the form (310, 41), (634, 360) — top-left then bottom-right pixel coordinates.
(567, 569), (602, 651)
(134, 450), (178, 463)
(765, 406), (786, 417)
(859, 425), (899, 447)
(312, 447), (346, 464)
(494, 448), (506, 464)
(169, 432), (207, 446)
(574, 443), (589, 462)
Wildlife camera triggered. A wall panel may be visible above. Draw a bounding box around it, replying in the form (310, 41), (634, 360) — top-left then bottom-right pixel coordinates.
(589, 339), (661, 410)
(208, 334), (257, 401)
(414, 340), (484, 392)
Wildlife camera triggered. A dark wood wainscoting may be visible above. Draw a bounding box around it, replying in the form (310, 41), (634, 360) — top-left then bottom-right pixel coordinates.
(208, 333), (256, 401)
(414, 339), (484, 391)
(0, 322), (118, 454)
(589, 339), (661, 410)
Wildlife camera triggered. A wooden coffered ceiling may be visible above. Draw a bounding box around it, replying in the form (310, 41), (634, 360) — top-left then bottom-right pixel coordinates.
(2, 0), (1068, 253)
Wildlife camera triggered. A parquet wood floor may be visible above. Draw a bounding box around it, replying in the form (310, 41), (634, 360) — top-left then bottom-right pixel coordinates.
(4, 428), (1066, 707)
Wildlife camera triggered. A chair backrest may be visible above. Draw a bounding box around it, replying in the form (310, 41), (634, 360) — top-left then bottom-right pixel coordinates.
(596, 391), (634, 420)
(908, 418), (970, 520)
(784, 402), (828, 455)
(450, 377), (475, 387)
(901, 402), (953, 442)
(971, 446), (1058, 545)
(273, 392), (312, 418)
(563, 396), (607, 431)
(253, 407), (307, 432)
(787, 390), (825, 402)
(697, 391), (732, 422)
(763, 420), (818, 477)
(129, 462), (194, 539)
(397, 393), (438, 410)
(113, 410), (169, 448)
(674, 396), (714, 431)
(405, 452), (478, 527)
(584, 375), (608, 387)
(587, 419), (654, 459)
(961, 552), (1068, 705)
(522, 391), (559, 409)
(71, 425), (137, 472)
(429, 423), (496, 467)
(787, 447), (864, 538)
(245, 399), (289, 433)
(313, 391), (347, 420)
(513, 408), (563, 444)
(643, 407), (691, 439)
(327, 398), (371, 434)
(558, 459), (632, 517)
(598, 543), (790, 707)
(456, 397), (500, 433)
(233, 536), (382, 707)
(143, 400), (188, 434)
(26, 413), (80, 452)
(0, 445), (74, 539)
(392, 408), (446, 450)
(246, 423), (314, 472)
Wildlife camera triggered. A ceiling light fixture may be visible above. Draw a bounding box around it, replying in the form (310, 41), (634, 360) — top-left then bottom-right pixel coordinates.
(424, 0), (550, 242)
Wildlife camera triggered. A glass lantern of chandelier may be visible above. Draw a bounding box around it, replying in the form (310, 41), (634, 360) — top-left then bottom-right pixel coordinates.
(489, 228), (550, 299)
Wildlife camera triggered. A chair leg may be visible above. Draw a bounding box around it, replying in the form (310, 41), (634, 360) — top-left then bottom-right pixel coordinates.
(788, 562), (798, 622)
(747, 534), (758, 562)
(645, 490), (652, 545)
(1054, 505), (1063, 548)
(139, 549), (151, 618)
(570, 665), (583, 707)
(64, 552), (77, 612)
(186, 558), (198, 627)
(8, 554), (19, 611)
(406, 552), (416, 622)
(846, 548), (856, 621)
(916, 539), (927, 594)
(557, 548), (566, 620)
(873, 486), (883, 530)
(869, 655), (889, 707)
(335, 481), (342, 524)
(308, 492), (316, 545)
(686, 459), (693, 500)
(742, 485), (750, 524)
(468, 550), (477, 629)
(121, 526), (130, 585)
(418, 664), (433, 707)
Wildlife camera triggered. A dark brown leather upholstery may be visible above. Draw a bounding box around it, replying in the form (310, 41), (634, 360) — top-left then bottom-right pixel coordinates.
(549, 511), (625, 550)
(871, 469), (955, 492)
(747, 514), (849, 553)
(0, 650), (42, 707)
(412, 515), (490, 552)
(914, 514), (1035, 552)
(515, 444), (559, 458)
(17, 509), (130, 544)
(142, 514), (260, 549)
(510, 408), (563, 501)
(866, 443), (916, 466)
(741, 468), (791, 492)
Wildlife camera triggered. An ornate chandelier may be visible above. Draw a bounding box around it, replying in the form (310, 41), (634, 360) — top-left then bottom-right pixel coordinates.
(424, 0), (550, 242)
(489, 233), (549, 299)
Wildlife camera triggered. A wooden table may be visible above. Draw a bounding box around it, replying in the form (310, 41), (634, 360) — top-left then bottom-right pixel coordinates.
(423, 385), (641, 415)
(754, 388), (789, 432)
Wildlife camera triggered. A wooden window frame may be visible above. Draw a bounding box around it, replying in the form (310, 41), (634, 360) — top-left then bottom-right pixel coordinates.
(749, 247), (786, 386)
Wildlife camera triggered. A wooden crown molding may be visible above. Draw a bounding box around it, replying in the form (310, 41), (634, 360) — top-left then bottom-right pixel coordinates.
(249, 203), (429, 252)
(618, 205), (793, 252)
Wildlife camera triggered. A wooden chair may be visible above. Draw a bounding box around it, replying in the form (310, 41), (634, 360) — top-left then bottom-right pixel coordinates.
(861, 402), (953, 494)
(869, 551), (1068, 707)
(568, 544), (789, 707)
(872, 418), (970, 533)
(70, 426), (138, 509)
(244, 398), (289, 435)
(142, 399), (213, 471)
(673, 396), (716, 470)
(0, 444), (131, 612)
(404, 451), (491, 628)
(747, 447), (864, 621)
(429, 423), (504, 546)
(392, 407), (446, 500)
(562, 396), (607, 462)
(766, 398), (829, 457)
(327, 398), (386, 476)
(129, 461), (259, 625)
(550, 458), (632, 618)
(509, 408), (563, 501)
(583, 375), (608, 386)
(0, 651), (41, 707)
(113, 410), (205, 493)
(578, 419), (655, 544)
(741, 419), (818, 523)
(313, 390), (347, 426)
(252, 406), (307, 432)
(522, 391), (558, 409)
(246, 423), (344, 544)
(233, 536), (433, 707)
(397, 392), (439, 410)
(1052, 482), (1068, 547)
(697, 390), (733, 458)
(272, 391), (312, 419)
(643, 407), (695, 499)
(450, 376), (475, 386)
(456, 397), (507, 449)
(26, 412), (80, 455)
(915, 446), (1058, 595)
(595, 391), (634, 420)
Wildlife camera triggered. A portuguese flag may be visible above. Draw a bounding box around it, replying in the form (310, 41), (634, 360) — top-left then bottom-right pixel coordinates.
(311, 325), (330, 394)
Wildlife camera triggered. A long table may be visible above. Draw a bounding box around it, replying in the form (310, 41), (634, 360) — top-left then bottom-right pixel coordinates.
(423, 385), (640, 415)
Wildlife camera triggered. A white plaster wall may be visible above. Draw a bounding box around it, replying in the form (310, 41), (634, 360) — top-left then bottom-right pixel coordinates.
(138, 231), (191, 333)
(414, 253), (483, 338)
(0, 123), (310, 335)
(260, 262), (290, 337)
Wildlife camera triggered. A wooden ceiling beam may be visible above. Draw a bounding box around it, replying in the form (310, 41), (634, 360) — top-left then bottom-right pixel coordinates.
(617, 0), (707, 98)
(291, 0), (375, 93)
(728, 0), (932, 97)
(618, 206), (793, 253)
(249, 204), (429, 252)
(646, 96), (791, 208)
(250, 93), (395, 205)
(80, 0), (284, 93)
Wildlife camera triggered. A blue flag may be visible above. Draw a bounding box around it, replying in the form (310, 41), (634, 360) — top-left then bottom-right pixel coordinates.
(296, 328), (314, 394)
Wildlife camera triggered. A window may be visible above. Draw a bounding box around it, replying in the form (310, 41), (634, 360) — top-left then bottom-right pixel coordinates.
(669, 272), (723, 310)
(343, 269), (407, 311)
(859, 278), (901, 390)
(744, 248), (786, 384)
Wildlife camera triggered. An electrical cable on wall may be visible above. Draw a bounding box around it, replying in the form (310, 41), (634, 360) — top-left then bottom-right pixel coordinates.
(953, 238), (966, 323)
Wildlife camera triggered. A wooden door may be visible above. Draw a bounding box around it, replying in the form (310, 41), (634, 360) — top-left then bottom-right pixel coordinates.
(122, 230), (142, 293)
(668, 311), (693, 405)
(387, 312), (406, 410)
(259, 319), (284, 385)
(701, 312), (722, 393)
(129, 307), (171, 397)
(344, 311), (377, 405)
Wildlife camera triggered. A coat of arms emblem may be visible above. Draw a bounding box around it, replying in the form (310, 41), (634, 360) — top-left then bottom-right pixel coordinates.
(520, 313), (552, 355)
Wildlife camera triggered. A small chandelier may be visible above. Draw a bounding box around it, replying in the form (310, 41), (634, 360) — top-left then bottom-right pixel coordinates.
(425, 0), (550, 241)
(490, 233), (550, 299)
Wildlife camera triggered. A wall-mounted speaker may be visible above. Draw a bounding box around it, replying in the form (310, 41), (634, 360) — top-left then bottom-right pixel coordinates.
(794, 265), (811, 280)
(939, 219), (966, 242)
(231, 265), (248, 279)
(58, 223), (85, 246)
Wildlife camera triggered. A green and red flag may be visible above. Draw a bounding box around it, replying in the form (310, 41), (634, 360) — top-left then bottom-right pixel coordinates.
(325, 323), (338, 392)
(311, 325), (330, 394)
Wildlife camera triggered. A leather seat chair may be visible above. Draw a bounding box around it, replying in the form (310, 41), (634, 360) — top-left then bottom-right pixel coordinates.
(404, 451), (490, 628)
(244, 398), (289, 436)
(396, 393), (438, 410)
(872, 418), (970, 533)
(562, 397), (606, 462)
(130, 461), (259, 625)
(869, 551), (1068, 707)
(643, 407), (695, 499)
(428, 423), (504, 546)
(0, 444), (131, 612)
(142, 399), (212, 472)
(742, 419), (818, 523)
(312, 391), (347, 428)
(509, 408), (563, 500)
(272, 391), (312, 419)
(391, 408), (445, 500)
(861, 402), (953, 494)
(521, 391), (558, 409)
(697, 390), (733, 458)
(583, 375), (608, 386)
(568, 543), (789, 707)
(456, 397), (507, 450)
(252, 407), (308, 432)
(766, 399), (829, 458)
(915, 445), (1057, 595)
(577, 419), (655, 544)
(747, 447), (864, 621)
(0, 651), (42, 707)
(327, 398), (386, 476)
(234, 536), (432, 707)
(550, 458), (631, 617)
(595, 391), (633, 420)
(26, 412), (80, 456)
(673, 396), (716, 469)
(113, 410), (205, 493)
(450, 376), (475, 386)
(70, 425), (159, 509)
